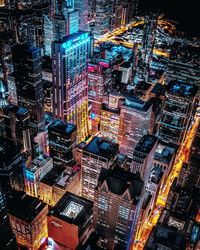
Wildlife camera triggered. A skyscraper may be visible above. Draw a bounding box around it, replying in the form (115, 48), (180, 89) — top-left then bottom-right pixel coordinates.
(6, 189), (48, 250)
(100, 94), (121, 143)
(119, 96), (153, 158)
(93, 0), (124, 37)
(158, 81), (198, 145)
(93, 167), (143, 249)
(52, 10), (79, 41)
(88, 62), (112, 133)
(48, 120), (77, 165)
(52, 32), (92, 142)
(44, 15), (53, 56)
(3, 104), (32, 154)
(131, 134), (158, 182)
(94, 0), (112, 37)
(0, 137), (25, 191)
(12, 45), (44, 137)
(74, 0), (89, 31)
(140, 14), (158, 81)
(81, 136), (119, 201)
(0, 186), (18, 250)
(47, 0), (79, 49)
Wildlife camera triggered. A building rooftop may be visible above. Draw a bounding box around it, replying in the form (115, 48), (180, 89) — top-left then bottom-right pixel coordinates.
(55, 164), (81, 189)
(154, 141), (177, 164)
(13, 44), (40, 54)
(48, 192), (93, 226)
(40, 165), (65, 186)
(83, 136), (119, 160)
(150, 83), (165, 96)
(4, 104), (29, 117)
(124, 96), (152, 112)
(134, 135), (157, 156)
(150, 166), (163, 184)
(101, 103), (120, 114)
(28, 155), (52, 173)
(136, 81), (152, 92)
(98, 167), (143, 205)
(55, 31), (90, 47)
(166, 81), (198, 97)
(48, 120), (76, 137)
(6, 190), (47, 223)
(145, 224), (186, 250)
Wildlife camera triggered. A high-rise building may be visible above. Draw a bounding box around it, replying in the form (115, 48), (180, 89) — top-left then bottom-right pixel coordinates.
(81, 136), (119, 201)
(100, 94), (121, 143)
(48, 0), (79, 49)
(0, 78), (8, 109)
(140, 14), (158, 81)
(44, 15), (53, 56)
(52, 32), (92, 142)
(167, 43), (200, 87)
(3, 104), (32, 153)
(144, 141), (177, 208)
(119, 96), (153, 158)
(39, 165), (66, 205)
(18, 15), (44, 49)
(152, 141), (177, 189)
(24, 155), (53, 198)
(48, 192), (93, 250)
(110, 1), (123, 31)
(6, 189), (48, 250)
(145, 223), (186, 250)
(0, 186), (18, 250)
(74, 0), (89, 31)
(94, 0), (112, 37)
(158, 81), (198, 145)
(0, 137), (25, 191)
(94, 0), (123, 37)
(93, 167), (144, 249)
(48, 120), (77, 165)
(125, 0), (138, 22)
(12, 44), (44, 137)
(88, 62), (112, 133)
(131, 135), (158, 182)
(52, 10), (79, 42)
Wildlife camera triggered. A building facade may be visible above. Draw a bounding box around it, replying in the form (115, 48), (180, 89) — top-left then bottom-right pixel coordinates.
(158, 81), (198, 145)
(7, 190), (48, 250)
(93, 167), (144, 249)
(81, 136), (119, 201)
(48, 192), (93, 250)
(52, 32), (92, 142)
(119, 96), (153, 158)
(48, 120), (77, 165)
(0, 187), (18, 250)
(3, 104), (32, 154)
(12, 45), (44, 137)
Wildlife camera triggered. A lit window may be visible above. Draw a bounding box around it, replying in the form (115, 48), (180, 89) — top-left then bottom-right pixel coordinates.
(98, 196), (108, 211)
(118, 205), (129, 220)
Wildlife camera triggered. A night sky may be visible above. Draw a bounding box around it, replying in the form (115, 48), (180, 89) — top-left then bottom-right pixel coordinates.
(139, 0), (199, 36)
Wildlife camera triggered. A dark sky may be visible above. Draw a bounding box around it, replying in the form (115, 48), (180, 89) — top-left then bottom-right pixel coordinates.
(139, 0), (199, 36)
